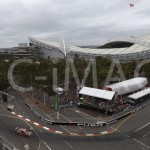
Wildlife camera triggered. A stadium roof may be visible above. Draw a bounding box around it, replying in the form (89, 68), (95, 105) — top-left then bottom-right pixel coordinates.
(128, 87), (150, 100)
(29, 34), (150, 61)
(79, 87), (115, 101)
(105, 77), (148, 95)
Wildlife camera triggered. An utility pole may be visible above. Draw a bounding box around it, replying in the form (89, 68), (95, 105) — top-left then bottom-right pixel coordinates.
(44, 92), (46, 107)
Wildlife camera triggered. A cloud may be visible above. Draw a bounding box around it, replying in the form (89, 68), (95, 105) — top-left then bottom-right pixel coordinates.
(0, 0), (150, 47)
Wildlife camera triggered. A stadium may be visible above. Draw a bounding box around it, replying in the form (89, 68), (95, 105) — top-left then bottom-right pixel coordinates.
(29, 34), (150, 61)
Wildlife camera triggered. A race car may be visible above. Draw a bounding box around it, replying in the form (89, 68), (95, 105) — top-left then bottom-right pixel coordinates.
(15, 127), (32, 137)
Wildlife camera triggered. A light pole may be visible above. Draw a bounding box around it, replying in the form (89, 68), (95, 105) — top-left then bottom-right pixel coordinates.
(54, 87), (64, 120)
(42, 85), (48, 107)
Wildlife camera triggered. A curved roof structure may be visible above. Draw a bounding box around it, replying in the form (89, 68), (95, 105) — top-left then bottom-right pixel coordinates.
(29, 34), (150, 61)
(105, 77), (148, 95)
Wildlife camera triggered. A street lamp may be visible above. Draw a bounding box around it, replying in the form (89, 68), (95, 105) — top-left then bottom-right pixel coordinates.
(42, 85), (47, 107)
(54, 87), (64, 119)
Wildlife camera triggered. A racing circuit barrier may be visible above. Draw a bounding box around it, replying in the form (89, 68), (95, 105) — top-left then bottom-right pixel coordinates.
(106, 99), (150, 124)
(0, 137), (18, 150)
(24, 99), (150, 127)
(0, 91), (15, 102)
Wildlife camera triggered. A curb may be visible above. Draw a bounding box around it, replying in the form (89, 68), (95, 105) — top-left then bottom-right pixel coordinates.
(11, 111), (114, 137)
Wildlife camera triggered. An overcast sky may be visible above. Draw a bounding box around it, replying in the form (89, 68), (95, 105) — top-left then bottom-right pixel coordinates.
(0, 0), (150, 47)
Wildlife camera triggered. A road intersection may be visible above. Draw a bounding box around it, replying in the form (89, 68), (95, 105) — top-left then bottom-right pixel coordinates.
(0, 90), (150, 150)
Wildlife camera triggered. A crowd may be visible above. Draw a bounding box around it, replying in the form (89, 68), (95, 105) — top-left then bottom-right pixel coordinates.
(59, 98), (73, 109)
(80, 96), (134, 114)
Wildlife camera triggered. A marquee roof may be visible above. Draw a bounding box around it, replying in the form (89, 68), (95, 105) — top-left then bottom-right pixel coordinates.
(79, 87), (115, 101)
(105, 77), (147, 95)
(128, 87), (150, 100)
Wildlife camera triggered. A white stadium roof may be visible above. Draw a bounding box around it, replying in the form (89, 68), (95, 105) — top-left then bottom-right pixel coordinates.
(29, 34), (150, 61)
(128, 87), (150, 100)
(79, 87), (115, 101)
(105, 77), (148, 95)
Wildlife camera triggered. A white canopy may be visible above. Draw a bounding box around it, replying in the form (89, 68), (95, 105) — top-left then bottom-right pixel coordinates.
(128, 88), (150, 100)
(79, 87), (115, 101)
(105, 77), (147, 95)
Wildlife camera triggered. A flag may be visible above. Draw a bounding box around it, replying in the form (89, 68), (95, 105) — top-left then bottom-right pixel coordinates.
(130, 3), (134, 7)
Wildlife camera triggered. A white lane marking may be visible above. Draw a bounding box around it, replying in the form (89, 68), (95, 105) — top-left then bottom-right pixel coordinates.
(60, 125), (70, 133)
(25, 118), (31, 122)
(85, 134), (94, 136)
(48, 112), (57, 117)
(18, 115), (22, 118)
(139, 146), (145, 150)
(71, 108), (94, 120)
(23, 120), (41, 150)
(63, 110), (70, 115)
(59, 114), (82, 130)
(43, 127), (49, 131)
(78, 126), (83, 130)
(42, 140), (52, 150)
(60, 114), (72, 122)
(65, 141), (73, 149)
(70, 133), (78, 136)
(46, 114), (54, 121)
(134, 122), (150, 132)
(101, 131), (108, 135)
(55, 131), (63, 134)
(143, 131), (150, 138)
(133, 138), (150, 149)
(34, 122), (40, 126)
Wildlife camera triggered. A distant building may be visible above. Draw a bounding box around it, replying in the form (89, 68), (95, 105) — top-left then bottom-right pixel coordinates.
(29, 35), (150, 61)
(0, 43), (40, 60)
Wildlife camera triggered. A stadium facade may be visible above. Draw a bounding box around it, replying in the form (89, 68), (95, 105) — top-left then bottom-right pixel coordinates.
(29, 35), (150, 61)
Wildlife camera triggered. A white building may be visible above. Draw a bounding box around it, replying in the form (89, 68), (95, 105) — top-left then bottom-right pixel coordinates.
(29, 34), (150, 61)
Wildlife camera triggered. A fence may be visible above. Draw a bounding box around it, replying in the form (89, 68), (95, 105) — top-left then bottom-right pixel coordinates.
(0, 137), (18, 150)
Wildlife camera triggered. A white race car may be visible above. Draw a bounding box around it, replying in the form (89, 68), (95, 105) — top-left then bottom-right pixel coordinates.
(15, 127), (32, 137)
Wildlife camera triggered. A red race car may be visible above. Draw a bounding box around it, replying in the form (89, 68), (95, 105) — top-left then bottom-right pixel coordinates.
(15, 127), (32, 137)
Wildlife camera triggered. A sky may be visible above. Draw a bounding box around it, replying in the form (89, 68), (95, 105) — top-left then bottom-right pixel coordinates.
(0, 0), (150, 47)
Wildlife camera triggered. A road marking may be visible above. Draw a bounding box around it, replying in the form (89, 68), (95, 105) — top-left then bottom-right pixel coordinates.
(71, 108), (94, 120)
(48, 112), (57, 117)
(60, 114), (72, 122)
(78, 126), (83, 130)
(43, 127), (50, 131)
(34, 122), (40, 126)
(134, 122), (150, 132)
(59, 114), (83, 130)
(42, 140), (52, 150)
(139, 146), (145, 150)
(60, 125), (70, 133)
(133, 138), (150, 149)
(65, 141), (73, 149)
(63, 110), (70, 115)
(143, 131), (150, 138)
(115, 114), (135, 131)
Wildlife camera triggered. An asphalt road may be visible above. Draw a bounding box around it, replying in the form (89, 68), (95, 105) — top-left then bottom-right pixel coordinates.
(0, 90), (150, 150)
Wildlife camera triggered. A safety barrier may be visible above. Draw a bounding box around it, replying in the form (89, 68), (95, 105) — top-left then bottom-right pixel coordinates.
(0, 137), (18, 150)
(24, 99), (150, 127)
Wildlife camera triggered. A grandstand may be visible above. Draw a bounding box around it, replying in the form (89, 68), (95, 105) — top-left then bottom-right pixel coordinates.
(78, 77), (149, 115)
(29, 34), (150, 61)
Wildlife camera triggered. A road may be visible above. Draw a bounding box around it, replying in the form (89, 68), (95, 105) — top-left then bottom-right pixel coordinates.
(0, 90), (150, 150)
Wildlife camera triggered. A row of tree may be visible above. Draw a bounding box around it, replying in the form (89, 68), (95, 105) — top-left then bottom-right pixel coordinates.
(0, 54), (150, 94)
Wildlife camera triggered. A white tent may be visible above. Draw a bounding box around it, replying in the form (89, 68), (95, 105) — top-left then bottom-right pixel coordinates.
(128, 87), (150, 100)
(105, 77), (147, 95)
(79, 87), (115, 101)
